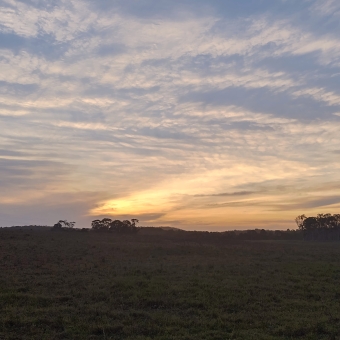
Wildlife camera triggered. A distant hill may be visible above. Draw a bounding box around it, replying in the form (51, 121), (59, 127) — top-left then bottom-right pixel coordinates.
(159, 227), (183, 231)
(9, 225), (52, 231)
(138, 226), (183, 235)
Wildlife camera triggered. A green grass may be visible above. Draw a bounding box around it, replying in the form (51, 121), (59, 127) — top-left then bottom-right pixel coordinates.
(1, 229), (340, 339)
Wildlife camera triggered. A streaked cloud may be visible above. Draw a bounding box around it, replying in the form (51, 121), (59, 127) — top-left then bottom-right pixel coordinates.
(0, 0), (339, 230)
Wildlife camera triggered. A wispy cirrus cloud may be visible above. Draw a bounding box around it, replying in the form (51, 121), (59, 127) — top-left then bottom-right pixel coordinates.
(0, 0), (339, 230)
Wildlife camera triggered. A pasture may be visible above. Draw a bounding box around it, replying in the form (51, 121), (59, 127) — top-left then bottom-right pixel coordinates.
(1, 229), (340, 339)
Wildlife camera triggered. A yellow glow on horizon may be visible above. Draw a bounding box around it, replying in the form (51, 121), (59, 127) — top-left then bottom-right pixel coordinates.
(89, 181), (284, 226)
(88, 162), (340, 229)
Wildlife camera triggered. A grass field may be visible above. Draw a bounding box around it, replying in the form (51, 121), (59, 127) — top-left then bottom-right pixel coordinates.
(1, 229), (340, 339)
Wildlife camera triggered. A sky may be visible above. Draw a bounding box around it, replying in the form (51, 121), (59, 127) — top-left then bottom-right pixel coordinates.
(1, 0), (340, 231)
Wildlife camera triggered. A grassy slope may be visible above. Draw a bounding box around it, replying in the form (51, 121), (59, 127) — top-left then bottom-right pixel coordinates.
(1, 230), (340, 339)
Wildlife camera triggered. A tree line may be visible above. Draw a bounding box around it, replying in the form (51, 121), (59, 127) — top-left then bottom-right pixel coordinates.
(91, 218), (140, 233)
(49, 213), (340, 241)
(52, 218), (140, 234)
(295, 214), (340, 241)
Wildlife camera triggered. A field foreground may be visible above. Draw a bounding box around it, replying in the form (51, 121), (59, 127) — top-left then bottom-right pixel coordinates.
(1, 229), (340, 339)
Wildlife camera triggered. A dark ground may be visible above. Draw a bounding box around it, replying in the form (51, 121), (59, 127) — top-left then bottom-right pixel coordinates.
(1, 229), (340, 339)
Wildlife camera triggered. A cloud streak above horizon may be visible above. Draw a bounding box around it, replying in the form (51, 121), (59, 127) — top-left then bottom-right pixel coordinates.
(1, 0), (340, 230)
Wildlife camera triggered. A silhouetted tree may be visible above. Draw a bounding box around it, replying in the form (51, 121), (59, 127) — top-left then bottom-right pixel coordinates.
(91, 218), (140, 234)
(52, 220), (75, 230)
(91, 218), (112, 231)
(295, 214), (340, 241)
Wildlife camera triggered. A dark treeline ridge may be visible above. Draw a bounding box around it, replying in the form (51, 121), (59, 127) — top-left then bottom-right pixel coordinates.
(55, 218), (302, 241)
(90, 218), (140, 233)
(4, 213), (340, 242)
(295, 213), (340, 241)
(4, 220), (300, 242)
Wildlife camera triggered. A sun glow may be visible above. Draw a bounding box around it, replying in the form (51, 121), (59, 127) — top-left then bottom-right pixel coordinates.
(90, 190), (176, 216)
(88, 161), (319, 228)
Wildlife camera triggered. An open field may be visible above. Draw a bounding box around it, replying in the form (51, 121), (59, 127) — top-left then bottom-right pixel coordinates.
(1, 229), (340, 339)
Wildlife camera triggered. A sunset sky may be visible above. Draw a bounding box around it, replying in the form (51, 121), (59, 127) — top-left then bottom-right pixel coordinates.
(1, 0), (340, 230)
